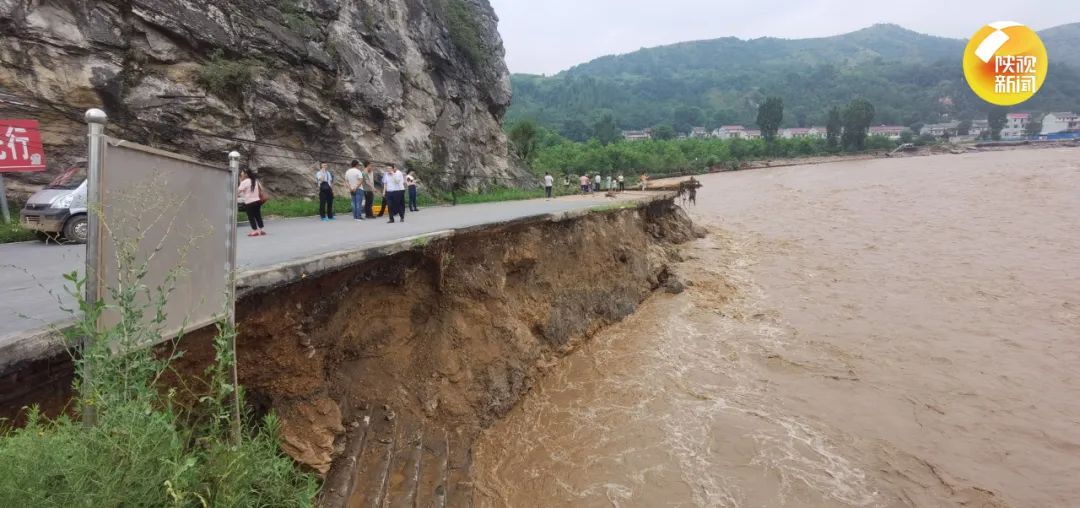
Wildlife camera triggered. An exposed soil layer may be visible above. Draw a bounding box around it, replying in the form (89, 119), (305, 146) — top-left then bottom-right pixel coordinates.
(166, 198), (701, 476)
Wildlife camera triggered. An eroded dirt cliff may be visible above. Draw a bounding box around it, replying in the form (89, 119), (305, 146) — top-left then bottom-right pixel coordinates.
(0, 0), (526, 197)
(168, 199), (702, 477)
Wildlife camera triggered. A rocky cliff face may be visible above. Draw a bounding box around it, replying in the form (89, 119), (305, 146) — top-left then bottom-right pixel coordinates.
(0, 0), (526, 197)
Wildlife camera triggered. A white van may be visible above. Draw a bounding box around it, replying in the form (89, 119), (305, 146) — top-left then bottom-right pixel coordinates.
(19, 166), (88, 243)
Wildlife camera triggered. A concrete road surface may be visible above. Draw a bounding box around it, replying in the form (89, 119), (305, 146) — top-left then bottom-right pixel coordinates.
(0, 193), (646, 347)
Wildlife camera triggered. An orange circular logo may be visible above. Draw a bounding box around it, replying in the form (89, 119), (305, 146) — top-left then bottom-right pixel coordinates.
(963, 22), (1048, 106)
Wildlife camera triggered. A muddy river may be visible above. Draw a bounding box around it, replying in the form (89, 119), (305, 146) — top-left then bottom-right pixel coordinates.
(472, 148), (1080, 507)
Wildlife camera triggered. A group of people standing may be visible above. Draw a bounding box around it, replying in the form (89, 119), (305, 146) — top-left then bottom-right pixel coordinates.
(317, 160), (421, 224)
(236, 160), (422, 239)
(574, 173), (626, 194)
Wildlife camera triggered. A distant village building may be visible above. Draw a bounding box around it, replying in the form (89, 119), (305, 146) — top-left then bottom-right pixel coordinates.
(712, 125), (746, 139)
(1002, 113), (1031, 138)
(781, 127), (825, 139)
(621, 129), (652, 142)
(921, 121), (961, 138)
(1041, 112), (1079, 135)
(743, 129), (762, 140)
(868, 125), (906, 140)
(690, 126), (709, 139)
(970, 119), (990, 137)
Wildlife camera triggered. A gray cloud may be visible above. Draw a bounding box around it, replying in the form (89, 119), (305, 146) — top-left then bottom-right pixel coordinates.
(489, 0), (1077, 74)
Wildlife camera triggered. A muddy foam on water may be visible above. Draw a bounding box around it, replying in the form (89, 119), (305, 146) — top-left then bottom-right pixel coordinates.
(473, 148), (1080, 507)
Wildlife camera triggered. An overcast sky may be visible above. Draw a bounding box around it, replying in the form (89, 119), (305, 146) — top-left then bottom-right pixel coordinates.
(488, 0), (1078, 75)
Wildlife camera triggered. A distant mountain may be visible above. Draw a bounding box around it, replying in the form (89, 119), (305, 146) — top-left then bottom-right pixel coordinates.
(1041, 23), (1080, 68)
(508, 23), (1080, 139)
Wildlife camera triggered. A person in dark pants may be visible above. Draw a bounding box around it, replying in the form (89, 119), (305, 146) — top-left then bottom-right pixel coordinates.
(238, 169), (266, 236)
(362, 161), (377, 218)
(383, 163), (406, 223)
(543, 172), (554, 199)
(405, 169), (420, 212)
(316, 162), (336, 221)
(374, 168), (389, 218)
(346, 159), (364, 221)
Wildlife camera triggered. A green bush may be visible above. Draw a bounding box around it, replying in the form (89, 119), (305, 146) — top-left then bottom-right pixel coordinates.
(0, 203), (318, 506)
(531, 135), (899, 179)
(0, 221), (35, 244)
(197, 50), (262, 99)
(443, 0), (488, 68)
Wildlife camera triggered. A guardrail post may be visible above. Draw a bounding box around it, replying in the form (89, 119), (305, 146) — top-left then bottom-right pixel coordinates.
(226, 151), (241, 444)
(82, 108), (107, 427)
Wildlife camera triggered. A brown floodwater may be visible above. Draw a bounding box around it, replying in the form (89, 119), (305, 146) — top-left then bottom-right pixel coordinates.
(472, 148), (1080, 507)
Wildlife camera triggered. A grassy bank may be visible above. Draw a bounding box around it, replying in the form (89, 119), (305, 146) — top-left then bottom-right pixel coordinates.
(0, 231), (318, 505)
(0, 222), (35, 243)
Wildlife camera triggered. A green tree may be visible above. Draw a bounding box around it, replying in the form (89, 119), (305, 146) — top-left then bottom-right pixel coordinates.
(673, 106), (705, 134)
(1025, 119), (1043, 138)
(711, 108), (738, 129)
(826, 107), (842, 150)
(899, 129), (914, 144)
(988, 107), (1008, 141)
(957, 119), (972, 136)
(841, 99), (875, 151)
(508, 120), (540, 165)
(756, 97), (784, 142)
(652, 124), (676, 140)
(593, 114), (620, 146)
(561, 119), (591, 142)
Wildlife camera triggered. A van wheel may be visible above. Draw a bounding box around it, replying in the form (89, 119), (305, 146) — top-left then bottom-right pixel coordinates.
(63, 215), (89, 244)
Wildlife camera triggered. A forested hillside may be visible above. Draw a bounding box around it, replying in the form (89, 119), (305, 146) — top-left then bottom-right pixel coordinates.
(508, 23), (1080, 138)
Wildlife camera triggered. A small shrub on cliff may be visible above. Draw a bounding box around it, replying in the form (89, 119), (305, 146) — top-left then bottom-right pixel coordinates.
(443, 0), (489, 68)
(197, 50), (262, 99)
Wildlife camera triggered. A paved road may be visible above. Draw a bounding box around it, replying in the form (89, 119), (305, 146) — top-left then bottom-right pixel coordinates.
(0, 193), (646, 343)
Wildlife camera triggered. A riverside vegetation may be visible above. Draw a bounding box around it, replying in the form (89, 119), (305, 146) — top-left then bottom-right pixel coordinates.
(528, 135), (898, 177)
(0, 205), (318, 506)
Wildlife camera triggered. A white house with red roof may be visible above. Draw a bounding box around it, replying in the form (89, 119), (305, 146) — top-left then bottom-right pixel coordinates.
(712, 125), (747, 139)
(1003, 113), (1031, 138)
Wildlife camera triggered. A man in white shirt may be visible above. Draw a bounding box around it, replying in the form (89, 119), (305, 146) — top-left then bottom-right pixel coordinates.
(345, 160), (365, 221)
(383, 163), (407, 223)
(593, 174), (602, 192)
(543, 172), (554, 199)
(315, 162), (336, 221)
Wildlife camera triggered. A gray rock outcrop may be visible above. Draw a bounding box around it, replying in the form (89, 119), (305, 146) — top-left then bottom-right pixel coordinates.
(0, 0), (527, 197)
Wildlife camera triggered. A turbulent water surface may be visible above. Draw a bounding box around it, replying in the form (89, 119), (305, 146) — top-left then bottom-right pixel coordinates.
(472, 148), (1080, 507)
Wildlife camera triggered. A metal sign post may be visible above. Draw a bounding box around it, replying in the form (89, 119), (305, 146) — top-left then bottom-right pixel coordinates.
(0, 174), (9, 223)
(226, 151), (241, 443)
(82, 108), (107, 427)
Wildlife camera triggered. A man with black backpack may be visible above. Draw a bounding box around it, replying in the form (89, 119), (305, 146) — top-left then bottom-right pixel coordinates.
(315, 162), (336, 221)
